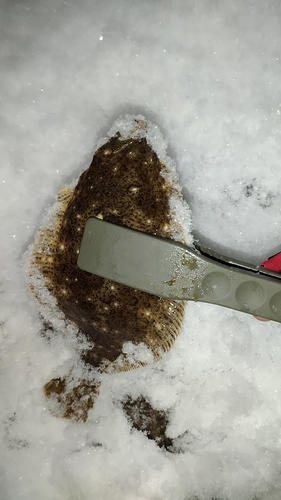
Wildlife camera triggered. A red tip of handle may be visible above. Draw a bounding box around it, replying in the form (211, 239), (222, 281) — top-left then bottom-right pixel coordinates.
(261, 252), (281, 273)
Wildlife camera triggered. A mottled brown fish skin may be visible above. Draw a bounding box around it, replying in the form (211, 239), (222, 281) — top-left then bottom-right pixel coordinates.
(31, 133), (185, 370)
(122, 396), (173, 450)
(44, 376), (100, 421)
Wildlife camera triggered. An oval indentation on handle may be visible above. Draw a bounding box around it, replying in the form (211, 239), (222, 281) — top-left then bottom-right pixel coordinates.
(235, 281), (266, 311)
(269, 291), (281, 318)
(202, 272), (231, 300)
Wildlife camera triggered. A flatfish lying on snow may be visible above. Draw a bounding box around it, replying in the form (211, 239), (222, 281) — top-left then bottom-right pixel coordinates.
(27, 115), (193, 421)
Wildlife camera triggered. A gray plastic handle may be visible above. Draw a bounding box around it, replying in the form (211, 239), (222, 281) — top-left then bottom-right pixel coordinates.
(77, 218), (281, 322)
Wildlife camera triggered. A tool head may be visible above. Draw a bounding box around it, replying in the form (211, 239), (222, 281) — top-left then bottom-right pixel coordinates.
(78, 217), (281, 322)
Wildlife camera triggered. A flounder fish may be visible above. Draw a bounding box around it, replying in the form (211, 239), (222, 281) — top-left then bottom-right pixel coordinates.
(27, 115), (192, 421)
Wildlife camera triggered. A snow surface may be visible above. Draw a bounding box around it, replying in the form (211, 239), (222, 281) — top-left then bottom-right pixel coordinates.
(1, 0), (281, 499)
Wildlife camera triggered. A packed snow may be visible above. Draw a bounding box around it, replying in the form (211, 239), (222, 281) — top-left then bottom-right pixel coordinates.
(1, 1), (281, 499)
